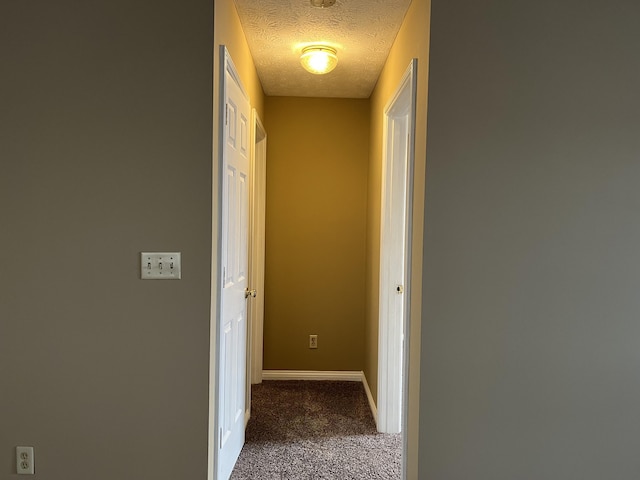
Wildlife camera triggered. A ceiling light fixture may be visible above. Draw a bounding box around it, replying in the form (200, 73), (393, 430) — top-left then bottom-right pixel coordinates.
(310, 0), (336, 7)
(300, 45), (338, 75)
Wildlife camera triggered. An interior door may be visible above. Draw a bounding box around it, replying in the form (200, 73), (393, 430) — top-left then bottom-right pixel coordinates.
(380, 114), (408, 433)
(218, 62), (251, 480)
(378, 60), (417, 436)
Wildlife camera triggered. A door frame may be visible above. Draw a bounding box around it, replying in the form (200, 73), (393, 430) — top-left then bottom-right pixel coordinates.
(248, 109), (266, 396)
(377, 59), (417, 443)
(209, 45), (251, 480)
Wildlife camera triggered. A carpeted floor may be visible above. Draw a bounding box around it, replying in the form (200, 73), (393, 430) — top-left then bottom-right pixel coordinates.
(230, 380), (402, 480)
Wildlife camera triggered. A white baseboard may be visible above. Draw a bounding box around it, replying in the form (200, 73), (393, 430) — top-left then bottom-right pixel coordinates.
(262, 370), (362, 381)
(361, 372), (378, 424)
(261, 370), (378, 422)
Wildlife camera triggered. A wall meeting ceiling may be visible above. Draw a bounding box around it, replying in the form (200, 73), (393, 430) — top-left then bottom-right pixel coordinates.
(233, 0), (412, 98)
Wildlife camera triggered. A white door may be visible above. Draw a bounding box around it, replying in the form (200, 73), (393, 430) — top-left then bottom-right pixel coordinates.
(218, 55), (251, 480)
(378, 60), (417, 435)
(379, 115), (408, 434)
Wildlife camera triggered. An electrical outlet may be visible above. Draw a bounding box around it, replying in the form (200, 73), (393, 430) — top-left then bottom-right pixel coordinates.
(16, 446), (34, 475)
(309, 334), (318, 349)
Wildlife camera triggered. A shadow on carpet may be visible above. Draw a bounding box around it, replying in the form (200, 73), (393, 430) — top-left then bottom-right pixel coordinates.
(231, 380), (401, 480)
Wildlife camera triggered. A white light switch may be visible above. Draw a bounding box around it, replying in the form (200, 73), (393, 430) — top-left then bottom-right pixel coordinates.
(141, 252), (181, 279)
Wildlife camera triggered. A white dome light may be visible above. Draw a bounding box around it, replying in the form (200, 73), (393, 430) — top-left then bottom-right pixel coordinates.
(300, 46), (338, 75)
(310, 0), (336, 7)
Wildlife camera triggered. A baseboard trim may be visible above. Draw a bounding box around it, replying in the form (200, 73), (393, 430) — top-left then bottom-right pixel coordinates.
(361, 372), (378, 424)
(261, 370), (363, 382)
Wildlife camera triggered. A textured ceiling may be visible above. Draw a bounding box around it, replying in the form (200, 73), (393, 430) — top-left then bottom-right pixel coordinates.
(233, 0), (412, 98)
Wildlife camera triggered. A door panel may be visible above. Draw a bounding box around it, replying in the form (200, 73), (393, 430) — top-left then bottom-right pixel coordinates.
(238, 172), (248, 281)
(218, 64), (251, 480)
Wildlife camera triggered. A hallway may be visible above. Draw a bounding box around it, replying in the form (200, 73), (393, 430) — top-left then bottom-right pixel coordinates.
(213, 0), (432, 476)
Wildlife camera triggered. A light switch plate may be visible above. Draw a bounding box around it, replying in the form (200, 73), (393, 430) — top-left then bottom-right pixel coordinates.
(141, 252), (181, 279)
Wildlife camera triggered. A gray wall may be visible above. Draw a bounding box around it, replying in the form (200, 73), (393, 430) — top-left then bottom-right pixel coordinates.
(420, 0), (640, 478)
(0, 1), (212, 479)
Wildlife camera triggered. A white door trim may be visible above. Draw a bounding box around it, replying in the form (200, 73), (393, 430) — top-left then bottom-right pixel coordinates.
(377, 59), (418, 443)
(209, 45), (251, 480)
(249, 110), (266, 388)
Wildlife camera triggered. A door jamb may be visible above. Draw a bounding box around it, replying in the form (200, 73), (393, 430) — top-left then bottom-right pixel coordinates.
(248, 109), (266, 393)
(247, 108), (267, 404)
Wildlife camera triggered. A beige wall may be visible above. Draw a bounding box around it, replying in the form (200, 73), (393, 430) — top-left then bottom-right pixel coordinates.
(365, 0), (430, 477)
(0, 0), (213, 478)
(263, 96), (369, 371)
(419, 0), (640, 478)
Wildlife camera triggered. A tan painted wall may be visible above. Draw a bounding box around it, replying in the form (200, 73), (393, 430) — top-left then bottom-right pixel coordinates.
(263, 96), (369, 371)
(365, 0), (430, 477)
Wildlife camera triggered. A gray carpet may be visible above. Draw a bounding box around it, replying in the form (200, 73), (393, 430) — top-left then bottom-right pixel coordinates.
(231, 380), (402, 480)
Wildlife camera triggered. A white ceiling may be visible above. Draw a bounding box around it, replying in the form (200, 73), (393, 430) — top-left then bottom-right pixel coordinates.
(233, 0), (413, 98)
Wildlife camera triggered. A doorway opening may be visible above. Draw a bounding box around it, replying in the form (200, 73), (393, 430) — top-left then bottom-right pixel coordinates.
(211, 48), (418, 480)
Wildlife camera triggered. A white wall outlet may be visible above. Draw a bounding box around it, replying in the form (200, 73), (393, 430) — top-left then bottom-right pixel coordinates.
(141, 252), (181, 279)
(16, 446), (34, 475)
(309, 334), (318, 349)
